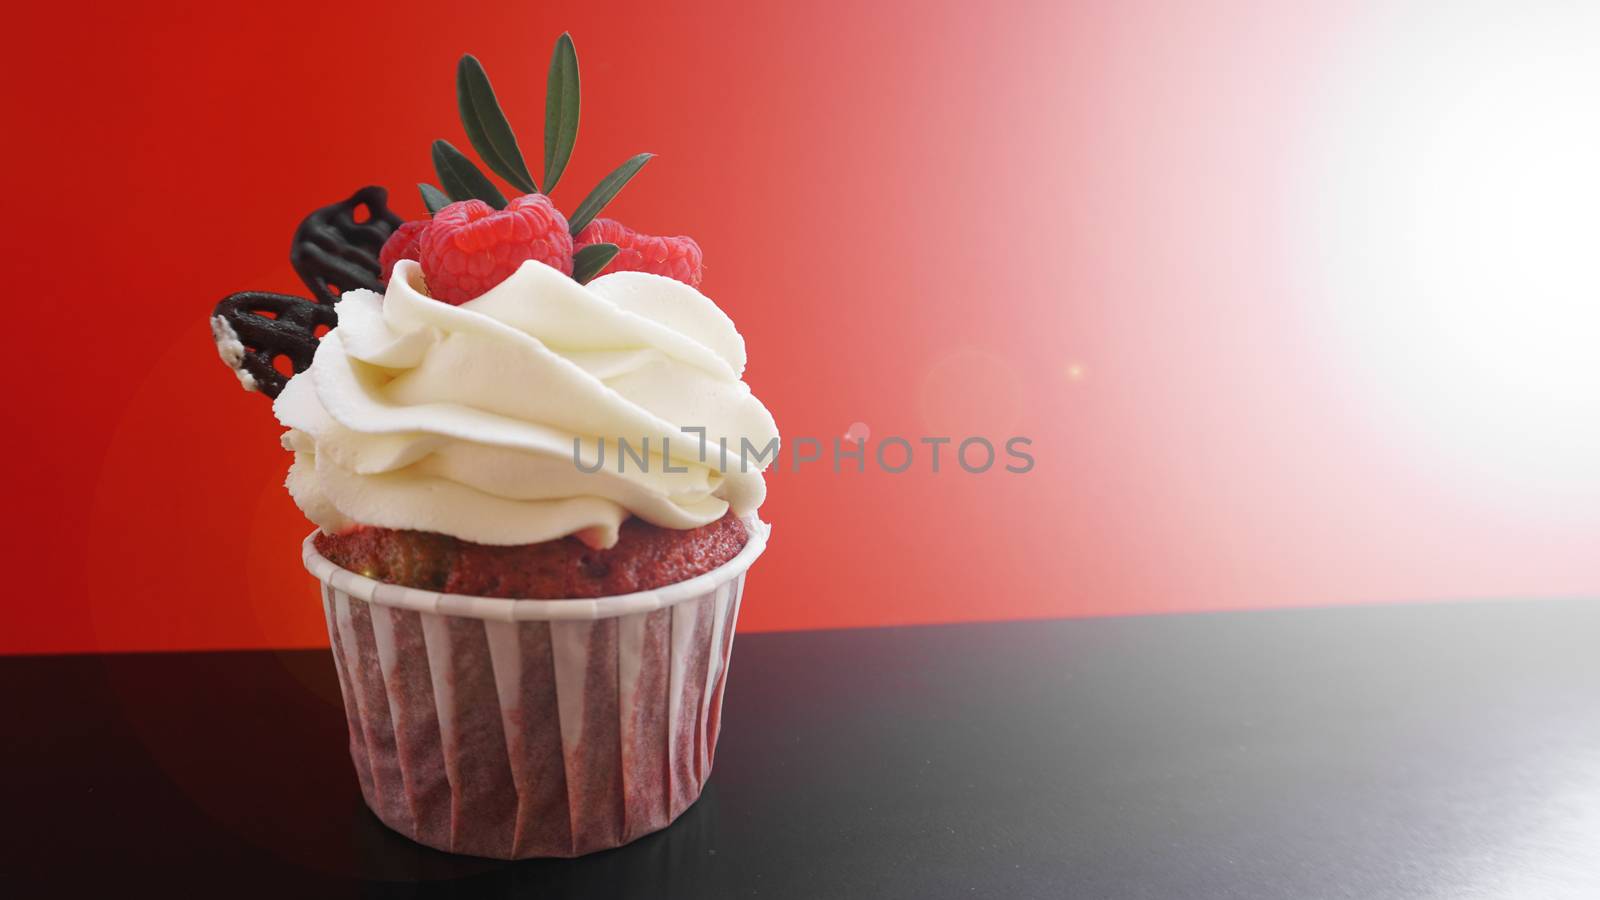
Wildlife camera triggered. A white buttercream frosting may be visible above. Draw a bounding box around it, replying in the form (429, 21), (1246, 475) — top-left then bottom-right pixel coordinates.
(274, 259), (778, 548)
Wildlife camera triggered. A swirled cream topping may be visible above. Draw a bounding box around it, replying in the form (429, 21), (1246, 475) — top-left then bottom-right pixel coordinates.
(274, 259), (778, 548)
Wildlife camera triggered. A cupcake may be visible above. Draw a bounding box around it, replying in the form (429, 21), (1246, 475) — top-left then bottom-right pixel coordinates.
(211, 35), (778, 858)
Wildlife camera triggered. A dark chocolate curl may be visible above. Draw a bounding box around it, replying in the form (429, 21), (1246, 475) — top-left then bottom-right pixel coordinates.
(290, 185), (405, 304)
(211, 291), (338, 399)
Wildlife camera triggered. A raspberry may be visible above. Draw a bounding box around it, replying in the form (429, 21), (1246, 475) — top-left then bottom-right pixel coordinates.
(378, 219), (429, 282)
(575, 218), (703, 288)
(419, 195), (574, 304)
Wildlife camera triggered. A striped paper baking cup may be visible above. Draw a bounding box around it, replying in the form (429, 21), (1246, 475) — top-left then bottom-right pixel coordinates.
(302, 517), (769, 858)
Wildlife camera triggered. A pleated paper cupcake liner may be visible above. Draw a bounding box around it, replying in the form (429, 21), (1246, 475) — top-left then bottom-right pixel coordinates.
(302, 518), (768, 859)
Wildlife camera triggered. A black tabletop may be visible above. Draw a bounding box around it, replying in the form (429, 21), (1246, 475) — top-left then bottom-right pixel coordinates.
(6, 598), (1600, 898)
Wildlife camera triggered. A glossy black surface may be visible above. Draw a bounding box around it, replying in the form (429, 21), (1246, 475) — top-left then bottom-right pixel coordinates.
(6, 599), (1600, 897)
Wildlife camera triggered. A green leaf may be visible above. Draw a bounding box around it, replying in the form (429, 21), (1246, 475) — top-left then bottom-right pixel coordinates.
(418, 183), (451, 214)
(567, 152), (654, 235)
(457, 54), (537, 193)
(431, 140), (508, 208)
(543, 33), (581, 193)
(571, 243), (619, 284)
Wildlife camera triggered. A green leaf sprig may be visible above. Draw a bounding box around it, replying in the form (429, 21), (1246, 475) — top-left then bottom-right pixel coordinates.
(431, 139), (507, 208)
(543, 34), (580, 192)
(429, 33), (655, 240)
(567, 153), (653, 235)
(572, 243), (619, 284)
(418, 183), (451, 214)
(457, 54), (538, 193)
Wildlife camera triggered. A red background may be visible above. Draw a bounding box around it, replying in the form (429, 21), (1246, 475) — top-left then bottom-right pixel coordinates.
(4, 0), (1596, 654)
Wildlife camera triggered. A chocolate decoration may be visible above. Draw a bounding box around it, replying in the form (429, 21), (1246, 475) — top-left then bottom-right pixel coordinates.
(289, 185), (404, 305)
(211, 291), (338, 399)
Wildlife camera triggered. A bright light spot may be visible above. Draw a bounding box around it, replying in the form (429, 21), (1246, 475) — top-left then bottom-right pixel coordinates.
(1302, 4), (1600, 500)
(1066, 362), (1087, 382)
